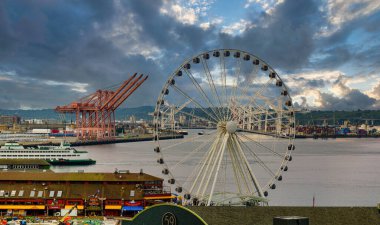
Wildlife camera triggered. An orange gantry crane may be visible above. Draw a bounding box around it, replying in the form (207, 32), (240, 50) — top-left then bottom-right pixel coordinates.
(56, 73), (148, 141)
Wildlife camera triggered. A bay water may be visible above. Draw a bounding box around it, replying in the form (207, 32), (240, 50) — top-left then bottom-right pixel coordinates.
(51, 135), (380, 206)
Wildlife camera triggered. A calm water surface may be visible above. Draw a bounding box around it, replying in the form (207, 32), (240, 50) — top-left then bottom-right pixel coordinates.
(52, 135), (380, 207)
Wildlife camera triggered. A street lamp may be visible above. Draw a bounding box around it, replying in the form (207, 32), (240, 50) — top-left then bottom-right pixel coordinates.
(44, 187), (49, 216)
(120, 187), (125, 217)
(98, 197), (106, 216)
(121, 187), (125, 199)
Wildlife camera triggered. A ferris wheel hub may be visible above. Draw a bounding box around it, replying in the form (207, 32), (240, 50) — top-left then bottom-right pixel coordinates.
(226, 121), (238, 134)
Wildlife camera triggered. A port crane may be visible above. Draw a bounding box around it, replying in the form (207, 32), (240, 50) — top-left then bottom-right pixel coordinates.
(56, 74), (148, 141)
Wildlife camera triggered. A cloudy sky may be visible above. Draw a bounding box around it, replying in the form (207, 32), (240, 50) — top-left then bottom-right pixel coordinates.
(0, 0), (380, 110)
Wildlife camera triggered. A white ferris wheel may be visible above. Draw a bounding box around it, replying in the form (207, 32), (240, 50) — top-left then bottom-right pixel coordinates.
(153, 49), (295, 206)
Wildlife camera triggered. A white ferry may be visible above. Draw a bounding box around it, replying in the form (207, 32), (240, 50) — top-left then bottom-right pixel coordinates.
(0, 141), (96, 165)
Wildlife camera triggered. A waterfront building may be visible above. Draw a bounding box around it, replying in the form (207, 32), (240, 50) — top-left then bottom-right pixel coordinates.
(0, 159), (50, 170)
(0, 115), (21, 125)
(0, 170), (172, 217)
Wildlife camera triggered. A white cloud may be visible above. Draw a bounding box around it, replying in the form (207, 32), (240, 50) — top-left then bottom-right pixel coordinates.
(367, 80), (380, 99)
(331, 75), (350, 96)
(0, 70), (17, 81)
(165, 4), (197, 25)
(283, 70), (342, 92)
(292, 89), (323, 108)
(287, 70), (341, 81)
(160, 0), (214, 25)
(101, 0), (161, 59)
(44, 80), (89, 93)
(0, 69), (89, 94)
(199, 18), (223, 30)
(221, 19), (255, 36)
(283, 70), (379, 109)
(318, 0), (380, 37)
(245, 0), (284, 14)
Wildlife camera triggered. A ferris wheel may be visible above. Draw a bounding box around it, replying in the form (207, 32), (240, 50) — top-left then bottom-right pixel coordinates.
(153, 49), (295, 206)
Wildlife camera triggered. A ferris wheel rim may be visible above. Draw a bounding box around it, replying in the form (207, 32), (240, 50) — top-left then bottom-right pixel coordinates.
(153, 48), (295, 206)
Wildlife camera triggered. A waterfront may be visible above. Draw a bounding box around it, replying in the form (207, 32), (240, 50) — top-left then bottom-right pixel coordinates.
(50, 132), (380, 207)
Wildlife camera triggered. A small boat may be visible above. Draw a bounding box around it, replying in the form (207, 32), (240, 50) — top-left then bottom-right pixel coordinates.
(0, 141), (96, 166)
(177, 130), (188, 135)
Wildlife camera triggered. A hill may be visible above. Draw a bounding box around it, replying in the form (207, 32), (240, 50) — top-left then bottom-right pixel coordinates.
(1, 107), (380, 125)
(0, 106), (155, 121)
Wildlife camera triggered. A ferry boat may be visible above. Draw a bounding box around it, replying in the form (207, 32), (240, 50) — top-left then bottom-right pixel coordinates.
(0, 141), (96, 165)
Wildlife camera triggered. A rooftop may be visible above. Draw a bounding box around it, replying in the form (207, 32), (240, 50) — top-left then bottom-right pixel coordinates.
(0, 171), (163, 182)
(0, 159), (50, 165)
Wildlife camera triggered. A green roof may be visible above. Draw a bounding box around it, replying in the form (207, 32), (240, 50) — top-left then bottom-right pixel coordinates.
(0, 171), (163, 182)
(0, 159), (50, 166)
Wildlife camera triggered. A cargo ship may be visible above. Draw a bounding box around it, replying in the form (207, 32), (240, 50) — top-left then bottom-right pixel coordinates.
(0, 141), (96, 166)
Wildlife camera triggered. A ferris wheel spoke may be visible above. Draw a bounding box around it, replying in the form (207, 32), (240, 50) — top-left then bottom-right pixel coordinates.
(182, 135), (221, 192)
(184, 143), (215, 192)
(240, 78), (273, 109)
(238, 63), (260, 101)
(190, 134), (220, 196)
(197, 134), (223, 199)
(171, 85), (219, 123)
(231, 92), (269, 123)
(219, 55), (229, 119)
(226, 146), (244, 196)
(245, 114), (291, 125)
(230, 134), (264, 197)
(175, 109), (218, 126)
(161, 130), (217, 152)
(237, 132), (285, 158)
(207, 133), (229, 206)
(201, 58), (224, 116)
(255, 95), (289, 124)
(227, 57), (243, 121)
(236, 135), (277, 177)
(227, 136), (255, 195)
(239, 129), (290, 139)
(183, 68), (223, 121)
(170, 132), (217, 171)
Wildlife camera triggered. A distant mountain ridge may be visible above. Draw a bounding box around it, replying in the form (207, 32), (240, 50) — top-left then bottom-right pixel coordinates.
(0, 106), (155, 121)
(1, 107), (380, 125)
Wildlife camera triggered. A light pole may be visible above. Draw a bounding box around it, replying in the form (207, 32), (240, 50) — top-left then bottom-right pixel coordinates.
(120, 187), (125, 217)
(98, 198), (106, 216)
(84, 198), (87, 217)
(44, 187), (48, 216)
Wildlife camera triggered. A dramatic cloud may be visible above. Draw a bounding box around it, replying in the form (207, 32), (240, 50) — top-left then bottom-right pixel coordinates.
(0, 0), (379, 110)
(219, 0), (325, 71)
(315, 89), (376, 110)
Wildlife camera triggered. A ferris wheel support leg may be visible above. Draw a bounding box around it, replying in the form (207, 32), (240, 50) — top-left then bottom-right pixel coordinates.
(207, 133), (229, 206)
(233, 134), (265, 197)
(192, 134), (221, 195)
(227, 140), (247, 196)
(199, 133), (225, 200)
(229, 136), (254, 195)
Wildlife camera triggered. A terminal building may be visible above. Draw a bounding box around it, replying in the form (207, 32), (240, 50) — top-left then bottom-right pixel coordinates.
(0, 159), (50, 170)
(0, 170), (172, 217)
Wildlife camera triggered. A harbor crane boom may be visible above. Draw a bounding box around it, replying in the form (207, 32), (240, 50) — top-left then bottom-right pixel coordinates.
(56, 74), (148, 141)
